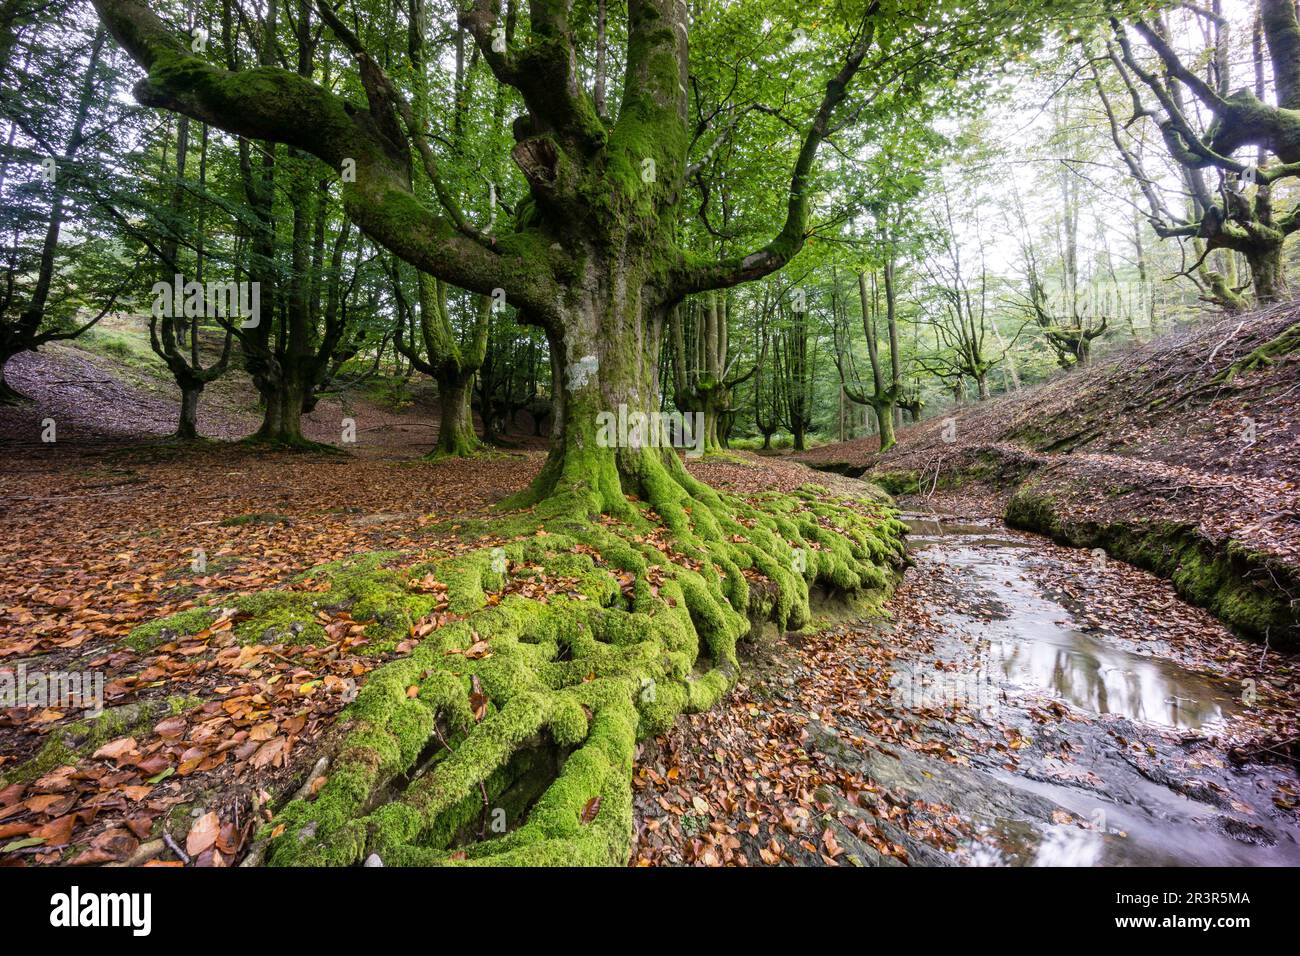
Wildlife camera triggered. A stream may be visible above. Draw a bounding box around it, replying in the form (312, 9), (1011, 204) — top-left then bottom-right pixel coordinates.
(844, 514), (1300, 866)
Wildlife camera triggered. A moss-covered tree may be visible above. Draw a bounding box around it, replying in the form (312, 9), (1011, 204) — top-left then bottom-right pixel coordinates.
(87, 0), (1127, 867)
(391, 265), (488, 457)
(670, 293), (756, 454)
(1096, 1), (1300, 307)
(834, 267), (902, 451)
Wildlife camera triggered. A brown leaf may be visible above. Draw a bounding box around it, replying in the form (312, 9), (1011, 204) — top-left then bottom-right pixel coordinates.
(32, 813), (77, 846)
(469, 675), (488, 722)
(153, 716), (187, 740)
(250, 736), (287, 769)
(186, 810), (220, 856)
(91, 736), (138, 765)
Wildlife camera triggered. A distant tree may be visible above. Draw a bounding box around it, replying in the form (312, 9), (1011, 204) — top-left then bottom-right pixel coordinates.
(1095, 1), (1300, 307)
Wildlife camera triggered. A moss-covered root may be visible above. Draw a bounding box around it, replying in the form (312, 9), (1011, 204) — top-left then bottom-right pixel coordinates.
(248, 482), (905, 867)
(1213, 320), (1300, 384)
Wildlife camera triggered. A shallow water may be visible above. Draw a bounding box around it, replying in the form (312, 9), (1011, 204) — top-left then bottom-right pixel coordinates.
(894, 515), (1300, 867)
(929, 541), (1240, 731)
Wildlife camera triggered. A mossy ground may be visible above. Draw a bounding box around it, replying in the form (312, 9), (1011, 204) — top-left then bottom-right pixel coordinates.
(118, 478), (907, 867)
(4, 696), (198, 786)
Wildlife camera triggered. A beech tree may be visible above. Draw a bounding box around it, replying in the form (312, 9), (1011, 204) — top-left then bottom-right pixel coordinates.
(391, 265), (489, 457)
(670, 293), (756, 454)
(89, 0), (1114, 511)
(834, 266), (902, 451)
(147, 114), (234, 439)
(0, 18), (126, 404)
(1096, 0), (1300, 307)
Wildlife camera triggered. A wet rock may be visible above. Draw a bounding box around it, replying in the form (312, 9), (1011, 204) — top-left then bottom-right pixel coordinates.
(1216, 816), (1277, 847)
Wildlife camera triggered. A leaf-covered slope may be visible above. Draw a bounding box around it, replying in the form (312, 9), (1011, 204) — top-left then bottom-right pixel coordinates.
(798, 305), (1300, 645)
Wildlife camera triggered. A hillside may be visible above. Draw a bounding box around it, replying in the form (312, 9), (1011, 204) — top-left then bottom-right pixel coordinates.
(0, 314), (529, 459)
(797, 305), (1300, 647)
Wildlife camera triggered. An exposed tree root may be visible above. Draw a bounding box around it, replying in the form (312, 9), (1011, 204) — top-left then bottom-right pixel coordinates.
(161, 477), (907, 867)
(1212, 320), (1300, 384)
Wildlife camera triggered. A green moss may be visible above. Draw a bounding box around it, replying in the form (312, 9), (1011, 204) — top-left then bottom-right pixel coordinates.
(1, 699), (186, 786)
(1007, 484), (1299, 647)
(115, 468), (909, 867)
(1213, 320), (1300, 384)
(233, 593), (324, 645)
(871, 470), (922, 496)
(123, 606), (218, 652)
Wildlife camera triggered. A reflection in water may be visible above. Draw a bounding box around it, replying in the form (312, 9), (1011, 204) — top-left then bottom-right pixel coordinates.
(896, 518), (1299, 867)
(988, 633), (1229, 730)
(916, 535), (1240, 731)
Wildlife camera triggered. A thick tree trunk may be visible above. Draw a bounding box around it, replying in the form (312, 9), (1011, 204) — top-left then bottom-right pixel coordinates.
(700, 398), (725, 454)
(0, 352), (30, 406)
(1075, 338), (1092, 367)
(254, 381), (307, 445)
(432, 378), (478, 459)
(513, 263), (688, 517)
(177, 382), (202, 439)
(1248, 243), (1287, 304)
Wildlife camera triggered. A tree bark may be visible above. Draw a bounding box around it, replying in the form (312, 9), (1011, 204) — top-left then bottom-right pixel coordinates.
(255, 381), (308, 445)
(177, 381), (202, 439)
(92, 0), (880, 513)
(0, 352), (27, 406)
(1247, 242), (1287, 303)
(433, 378), (478, 458)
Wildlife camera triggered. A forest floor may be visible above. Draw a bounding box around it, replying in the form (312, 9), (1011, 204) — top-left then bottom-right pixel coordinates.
(0, 314), (508, 458)
(2, 311), (1298, 867)
(0, 330), (870, 865)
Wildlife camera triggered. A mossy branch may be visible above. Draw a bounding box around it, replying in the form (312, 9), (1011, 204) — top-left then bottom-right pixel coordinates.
(90, 0), (564, 317)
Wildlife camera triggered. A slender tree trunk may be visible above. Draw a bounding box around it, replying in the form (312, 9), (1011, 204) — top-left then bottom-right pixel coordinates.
(858, 271), (898, 453)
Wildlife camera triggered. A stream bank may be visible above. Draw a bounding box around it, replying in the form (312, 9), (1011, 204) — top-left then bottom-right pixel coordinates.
(632, 498), (1300, 866)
